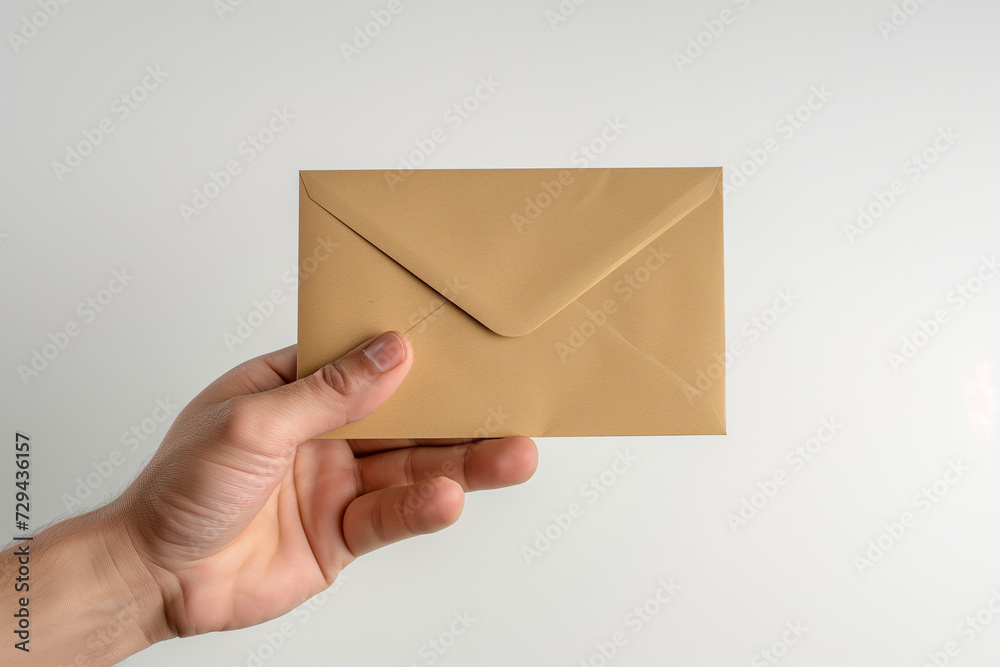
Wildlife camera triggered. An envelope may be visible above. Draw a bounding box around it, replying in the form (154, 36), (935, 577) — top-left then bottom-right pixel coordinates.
(296, 167), (726, 439)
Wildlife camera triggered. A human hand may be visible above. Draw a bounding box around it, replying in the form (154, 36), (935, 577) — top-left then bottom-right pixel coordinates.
(121, 331), (538, 637)
(0, 332), (537, 664)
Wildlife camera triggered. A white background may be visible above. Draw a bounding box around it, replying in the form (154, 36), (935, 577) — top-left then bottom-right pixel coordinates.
(2, 1), (1000, 665)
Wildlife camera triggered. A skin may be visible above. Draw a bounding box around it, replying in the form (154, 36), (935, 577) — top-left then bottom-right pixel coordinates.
(0, 332), (538, 665)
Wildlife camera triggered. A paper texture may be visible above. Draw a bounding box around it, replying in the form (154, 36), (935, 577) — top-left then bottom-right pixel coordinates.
(297, 167), (726, 438)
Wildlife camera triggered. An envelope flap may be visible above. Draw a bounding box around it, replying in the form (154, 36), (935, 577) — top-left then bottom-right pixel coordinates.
(300, 167), (721, 337)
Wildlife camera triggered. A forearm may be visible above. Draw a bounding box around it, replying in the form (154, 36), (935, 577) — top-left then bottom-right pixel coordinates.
(0, 502), (171, 666)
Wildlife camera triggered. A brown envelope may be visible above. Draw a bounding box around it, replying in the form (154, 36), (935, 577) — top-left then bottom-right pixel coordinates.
(296, 167), (726, 439)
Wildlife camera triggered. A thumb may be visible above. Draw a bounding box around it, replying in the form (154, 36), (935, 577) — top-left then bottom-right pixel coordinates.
(245, 331), (412, 444)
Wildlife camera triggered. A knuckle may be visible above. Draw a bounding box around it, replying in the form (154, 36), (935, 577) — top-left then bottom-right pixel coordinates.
(403, 448), (417, 486)
(397, 491), (419, 535)
(316, 358), (366, 398)
(371, 498), (389, 543)
(221, 396), (259, 435)
(460, 448), (474, 489)
(218, 396), (271, 443)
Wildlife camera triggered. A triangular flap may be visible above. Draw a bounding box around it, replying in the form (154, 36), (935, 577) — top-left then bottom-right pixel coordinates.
(300, 167), (721, 337)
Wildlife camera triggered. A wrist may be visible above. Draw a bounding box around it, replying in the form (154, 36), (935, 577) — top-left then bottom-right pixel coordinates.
(88, 499), (177, 650)
(0, 502), (175, 665)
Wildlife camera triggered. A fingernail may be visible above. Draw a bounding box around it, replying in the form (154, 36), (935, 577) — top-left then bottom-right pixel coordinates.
(363, 332), (406, 373)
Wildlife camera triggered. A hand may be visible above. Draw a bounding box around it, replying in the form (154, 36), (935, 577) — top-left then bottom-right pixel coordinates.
(1, 332), (537, 664)
(122, 330), (538, 637)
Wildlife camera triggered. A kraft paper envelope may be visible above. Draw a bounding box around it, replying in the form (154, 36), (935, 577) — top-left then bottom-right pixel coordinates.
(297, 167), (725, 439)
